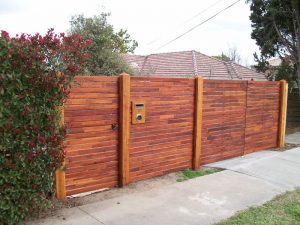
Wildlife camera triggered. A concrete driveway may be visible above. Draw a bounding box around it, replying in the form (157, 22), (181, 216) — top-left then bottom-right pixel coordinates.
(27, 147), (300, 225)
(286, 132), (300, 145)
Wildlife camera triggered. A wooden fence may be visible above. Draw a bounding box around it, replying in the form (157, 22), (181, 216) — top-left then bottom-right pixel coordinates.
(287, 94), (300, 128)
(56, 74), (287, 198)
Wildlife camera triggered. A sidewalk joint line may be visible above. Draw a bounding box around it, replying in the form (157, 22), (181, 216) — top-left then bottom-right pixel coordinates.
(222, 169), (283, 191)
(77, 207), (106, 225)
(274, 156), (300, 165)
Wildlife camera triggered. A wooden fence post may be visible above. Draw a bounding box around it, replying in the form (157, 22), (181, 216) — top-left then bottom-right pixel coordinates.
(119, 73), (130, 186)
(56, 105), (66, 200)
(193, 77), (203, 170)
(278, 80), (288, 148)
(243, 80), (249, 155)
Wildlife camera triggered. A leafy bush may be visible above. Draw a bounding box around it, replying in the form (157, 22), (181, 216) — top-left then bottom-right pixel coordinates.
(0, 29), (91, 224)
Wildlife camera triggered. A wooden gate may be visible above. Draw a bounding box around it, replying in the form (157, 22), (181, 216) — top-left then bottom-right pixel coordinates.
(64, 77), (119, 196)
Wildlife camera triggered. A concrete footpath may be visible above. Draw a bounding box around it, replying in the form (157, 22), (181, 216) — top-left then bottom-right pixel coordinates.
(28, 147), (300, 225)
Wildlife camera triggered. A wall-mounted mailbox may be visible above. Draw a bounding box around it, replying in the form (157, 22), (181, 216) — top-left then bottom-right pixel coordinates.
(132, 102), (145, 124)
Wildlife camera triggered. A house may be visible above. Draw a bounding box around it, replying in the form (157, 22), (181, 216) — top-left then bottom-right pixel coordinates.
(124, 50), (266, 80)
(266, 57), (298, 92)
(268, 58), (282, 67)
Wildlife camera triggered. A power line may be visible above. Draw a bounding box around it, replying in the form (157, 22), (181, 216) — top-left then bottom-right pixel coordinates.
(157, 0), (242, 50)
(183, 0), (226, 25)
(146, 0), (227, 46)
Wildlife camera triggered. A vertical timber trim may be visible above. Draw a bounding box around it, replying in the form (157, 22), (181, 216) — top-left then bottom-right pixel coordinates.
(278, 80), (288, 148)
(193, 77), (203, 170)
(56, 105), (66, 200)
(119, 73), (130, 186)
(243, 80), (249, 155)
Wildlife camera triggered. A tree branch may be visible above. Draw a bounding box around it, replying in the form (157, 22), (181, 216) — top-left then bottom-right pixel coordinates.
(273, 20), (297, 61)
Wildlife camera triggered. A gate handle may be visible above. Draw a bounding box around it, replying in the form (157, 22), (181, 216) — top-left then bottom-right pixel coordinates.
(111, 123), (117, 130)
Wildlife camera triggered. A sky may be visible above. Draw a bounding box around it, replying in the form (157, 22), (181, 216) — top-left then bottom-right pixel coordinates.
(0, 0), (259, 65)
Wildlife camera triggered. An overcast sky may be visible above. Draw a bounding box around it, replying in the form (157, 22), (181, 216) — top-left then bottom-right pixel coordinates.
(0, 0), (259, 65)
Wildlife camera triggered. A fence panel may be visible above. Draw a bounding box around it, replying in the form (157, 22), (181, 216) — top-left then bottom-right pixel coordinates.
(201, 80), (247, 164)
(129, 77), (195, 182)
(64, 76), (119, 195)
(245, 81), (280, 153)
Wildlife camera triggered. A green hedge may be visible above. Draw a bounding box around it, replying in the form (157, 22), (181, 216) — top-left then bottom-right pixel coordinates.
(0, 29), (91, 224)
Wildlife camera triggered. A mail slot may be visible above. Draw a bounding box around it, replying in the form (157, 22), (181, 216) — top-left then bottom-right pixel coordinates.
(132, 102), (145, 124)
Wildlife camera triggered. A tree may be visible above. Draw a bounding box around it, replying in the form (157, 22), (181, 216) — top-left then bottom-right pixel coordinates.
(213, 45), (243, 64)
(248, 0), (300, 93)
(227, 45), (242, 64)
(68, 13), (138, 75)
(275, 61), (297, 90)
(213, 52), (231, 61)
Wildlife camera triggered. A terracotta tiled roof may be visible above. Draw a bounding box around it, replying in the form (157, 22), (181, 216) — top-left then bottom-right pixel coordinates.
(123, 50), (266, 80)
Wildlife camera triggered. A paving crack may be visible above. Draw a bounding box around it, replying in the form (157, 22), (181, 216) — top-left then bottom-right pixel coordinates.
(222, 169), (284, 192)
(77, 207), (106, 225)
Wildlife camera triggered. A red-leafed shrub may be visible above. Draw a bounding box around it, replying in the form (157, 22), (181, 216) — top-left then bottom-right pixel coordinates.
(0, 29), (91, 224)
